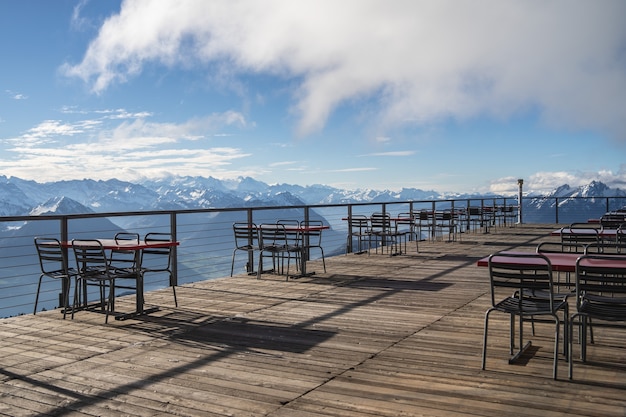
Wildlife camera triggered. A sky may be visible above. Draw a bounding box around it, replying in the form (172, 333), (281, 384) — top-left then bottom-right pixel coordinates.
(1, 0), (625, 195)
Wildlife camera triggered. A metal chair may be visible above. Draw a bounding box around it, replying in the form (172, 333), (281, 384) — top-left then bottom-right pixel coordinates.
(108, 232), (140, 275)
(482, 252), (569, 380)
(256, 224), (302, 280)
(231, 222), (259, 276)
(108, 233), (142, 307)
(33, 237), (77, 318)
(560, 223), (601, 253)
(346, 215), (371, 254)
(71, 239), (119, 323)
(299, 220), (326, 273)
(569, 254), (626, 379)
(433, 210), (458, 242)
(140, 232), (178, 307)
(415, 209), (434, 241)
(370, 212), (407, 256)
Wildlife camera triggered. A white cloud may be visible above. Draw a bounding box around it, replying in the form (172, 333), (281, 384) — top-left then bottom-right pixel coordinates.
(5, 90), (27, 100)
(62, 0), (626, 141)
(1, 110), (250, 182)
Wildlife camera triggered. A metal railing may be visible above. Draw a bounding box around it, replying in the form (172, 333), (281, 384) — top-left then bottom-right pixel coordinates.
(1, 196), (624, 318)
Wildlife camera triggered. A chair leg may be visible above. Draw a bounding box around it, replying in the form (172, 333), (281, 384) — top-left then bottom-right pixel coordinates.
(169, 273), (178, 307)
(552, 315), (560, 380)
(482, 309), (493, 370)
(33, 275), (44, 315)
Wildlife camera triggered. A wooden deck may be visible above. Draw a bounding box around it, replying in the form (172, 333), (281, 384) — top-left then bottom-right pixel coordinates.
(1, 224), (625, 416)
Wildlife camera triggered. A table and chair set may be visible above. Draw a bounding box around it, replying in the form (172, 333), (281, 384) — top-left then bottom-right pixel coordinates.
(34, 232), (178, 323)
(231, 220), (328, 280)
(344, 207), (516, 256)
(477, 222), (626, 380)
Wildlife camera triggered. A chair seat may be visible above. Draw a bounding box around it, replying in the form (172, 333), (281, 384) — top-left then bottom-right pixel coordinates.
(494, 297), (568, 316)
(579, 297), (626, 321)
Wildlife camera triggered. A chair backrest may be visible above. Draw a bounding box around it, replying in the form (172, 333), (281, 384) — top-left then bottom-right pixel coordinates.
(348, 215), (370, 234)
(233, 222), (258, 249)
(417, 209), (431, 222)
(370, 212), (392, 232)
(72, 239), (109, 276)
(561, 223), (601, 251)
(141, 233), (173, 270)
(34, 237), (68, 274)
(536, 241), (586, 254)
(109, 232), (140, 268)
(277, 220), (301, 246)
(600, 213), (626, 229)
(468, 206), (482, 217)
(488, 252), (556, 311)
(575, 255), (626, 319)
(258, 224), (288, 249)
(300, 220), (323, 246)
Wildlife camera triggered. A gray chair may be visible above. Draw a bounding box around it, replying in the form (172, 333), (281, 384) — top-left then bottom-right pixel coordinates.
(72, 239), (119, 323)
(569, 254), (626, 379)
(34, 237), (77, 318)
(560, 223), (601, 253)
(140, 233), (178, 307)
(231, 222), (259, 276)
(346, 215), (371, 254)
(300, 220), (326, 272)
(108, 233), (142, 306)
(370, 212), (407, 256)
(482, 252), (569, 380)
(257, 224), (302, 280)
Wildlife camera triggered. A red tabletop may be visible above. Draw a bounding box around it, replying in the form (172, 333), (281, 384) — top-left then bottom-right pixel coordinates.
(476, 251), (582, 272)
(477, 250), (626, 272)
(550, 228), (618, 238)
(61, 239), (179, 250)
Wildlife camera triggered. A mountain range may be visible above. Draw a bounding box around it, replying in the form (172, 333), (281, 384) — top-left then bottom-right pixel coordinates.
(1, 175), (624, 217)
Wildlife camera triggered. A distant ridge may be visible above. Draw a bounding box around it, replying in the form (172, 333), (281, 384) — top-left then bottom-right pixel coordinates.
(0, 175), (624, 217)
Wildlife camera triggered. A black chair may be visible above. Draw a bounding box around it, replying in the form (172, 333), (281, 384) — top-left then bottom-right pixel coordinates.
(560, 223), (601, 253)
(231, 222), (259, 276)
(414, 209), (434, 241)
(569, 254), (626, 379)
(300, 220), (326, 273)
(108, 233), (142, 307)
(370, 212), (407, 256)
(434, 210), (458, 242)
(140, 233), (178, 307)
(108, 232), (140, 275)
(482, 252), (569, 380)
(71, 239), (119, 323)
(33, 237), (77, 318)
(256, 224), (302, 280)
(346, 215), (371, 254)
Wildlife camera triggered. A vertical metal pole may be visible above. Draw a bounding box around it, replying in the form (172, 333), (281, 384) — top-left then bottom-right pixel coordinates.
(170, 212), (178, 286)
(347, 205), (353, 253)
(247, 208), (254, 273)
(60, 216), (70, 309)
(517, 179), (524, 224)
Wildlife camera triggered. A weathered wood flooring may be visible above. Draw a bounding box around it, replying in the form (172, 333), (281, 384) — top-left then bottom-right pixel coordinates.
(1, 224), (625, 416)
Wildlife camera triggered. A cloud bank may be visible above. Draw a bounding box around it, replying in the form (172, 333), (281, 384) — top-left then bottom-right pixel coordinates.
(63, 0), (626, 140)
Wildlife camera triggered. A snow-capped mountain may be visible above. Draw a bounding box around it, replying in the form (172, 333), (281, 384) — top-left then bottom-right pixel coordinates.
(0, 175), (624, 217)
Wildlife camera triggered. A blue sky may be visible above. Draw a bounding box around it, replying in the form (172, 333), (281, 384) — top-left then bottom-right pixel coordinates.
(1, 0), (625, 195)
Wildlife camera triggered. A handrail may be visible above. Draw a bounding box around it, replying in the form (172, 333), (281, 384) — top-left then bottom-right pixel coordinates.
(1, 195), (624, 318)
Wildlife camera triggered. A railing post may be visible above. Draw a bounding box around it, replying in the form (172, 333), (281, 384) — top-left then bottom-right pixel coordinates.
(517, 179), (524, 224)
(347, 205), (353, 253)
(170, 212), (178, 286)
(246, 208), (254, 273)
(555, 197), (559, 224)
(59, 216), (70, 309)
